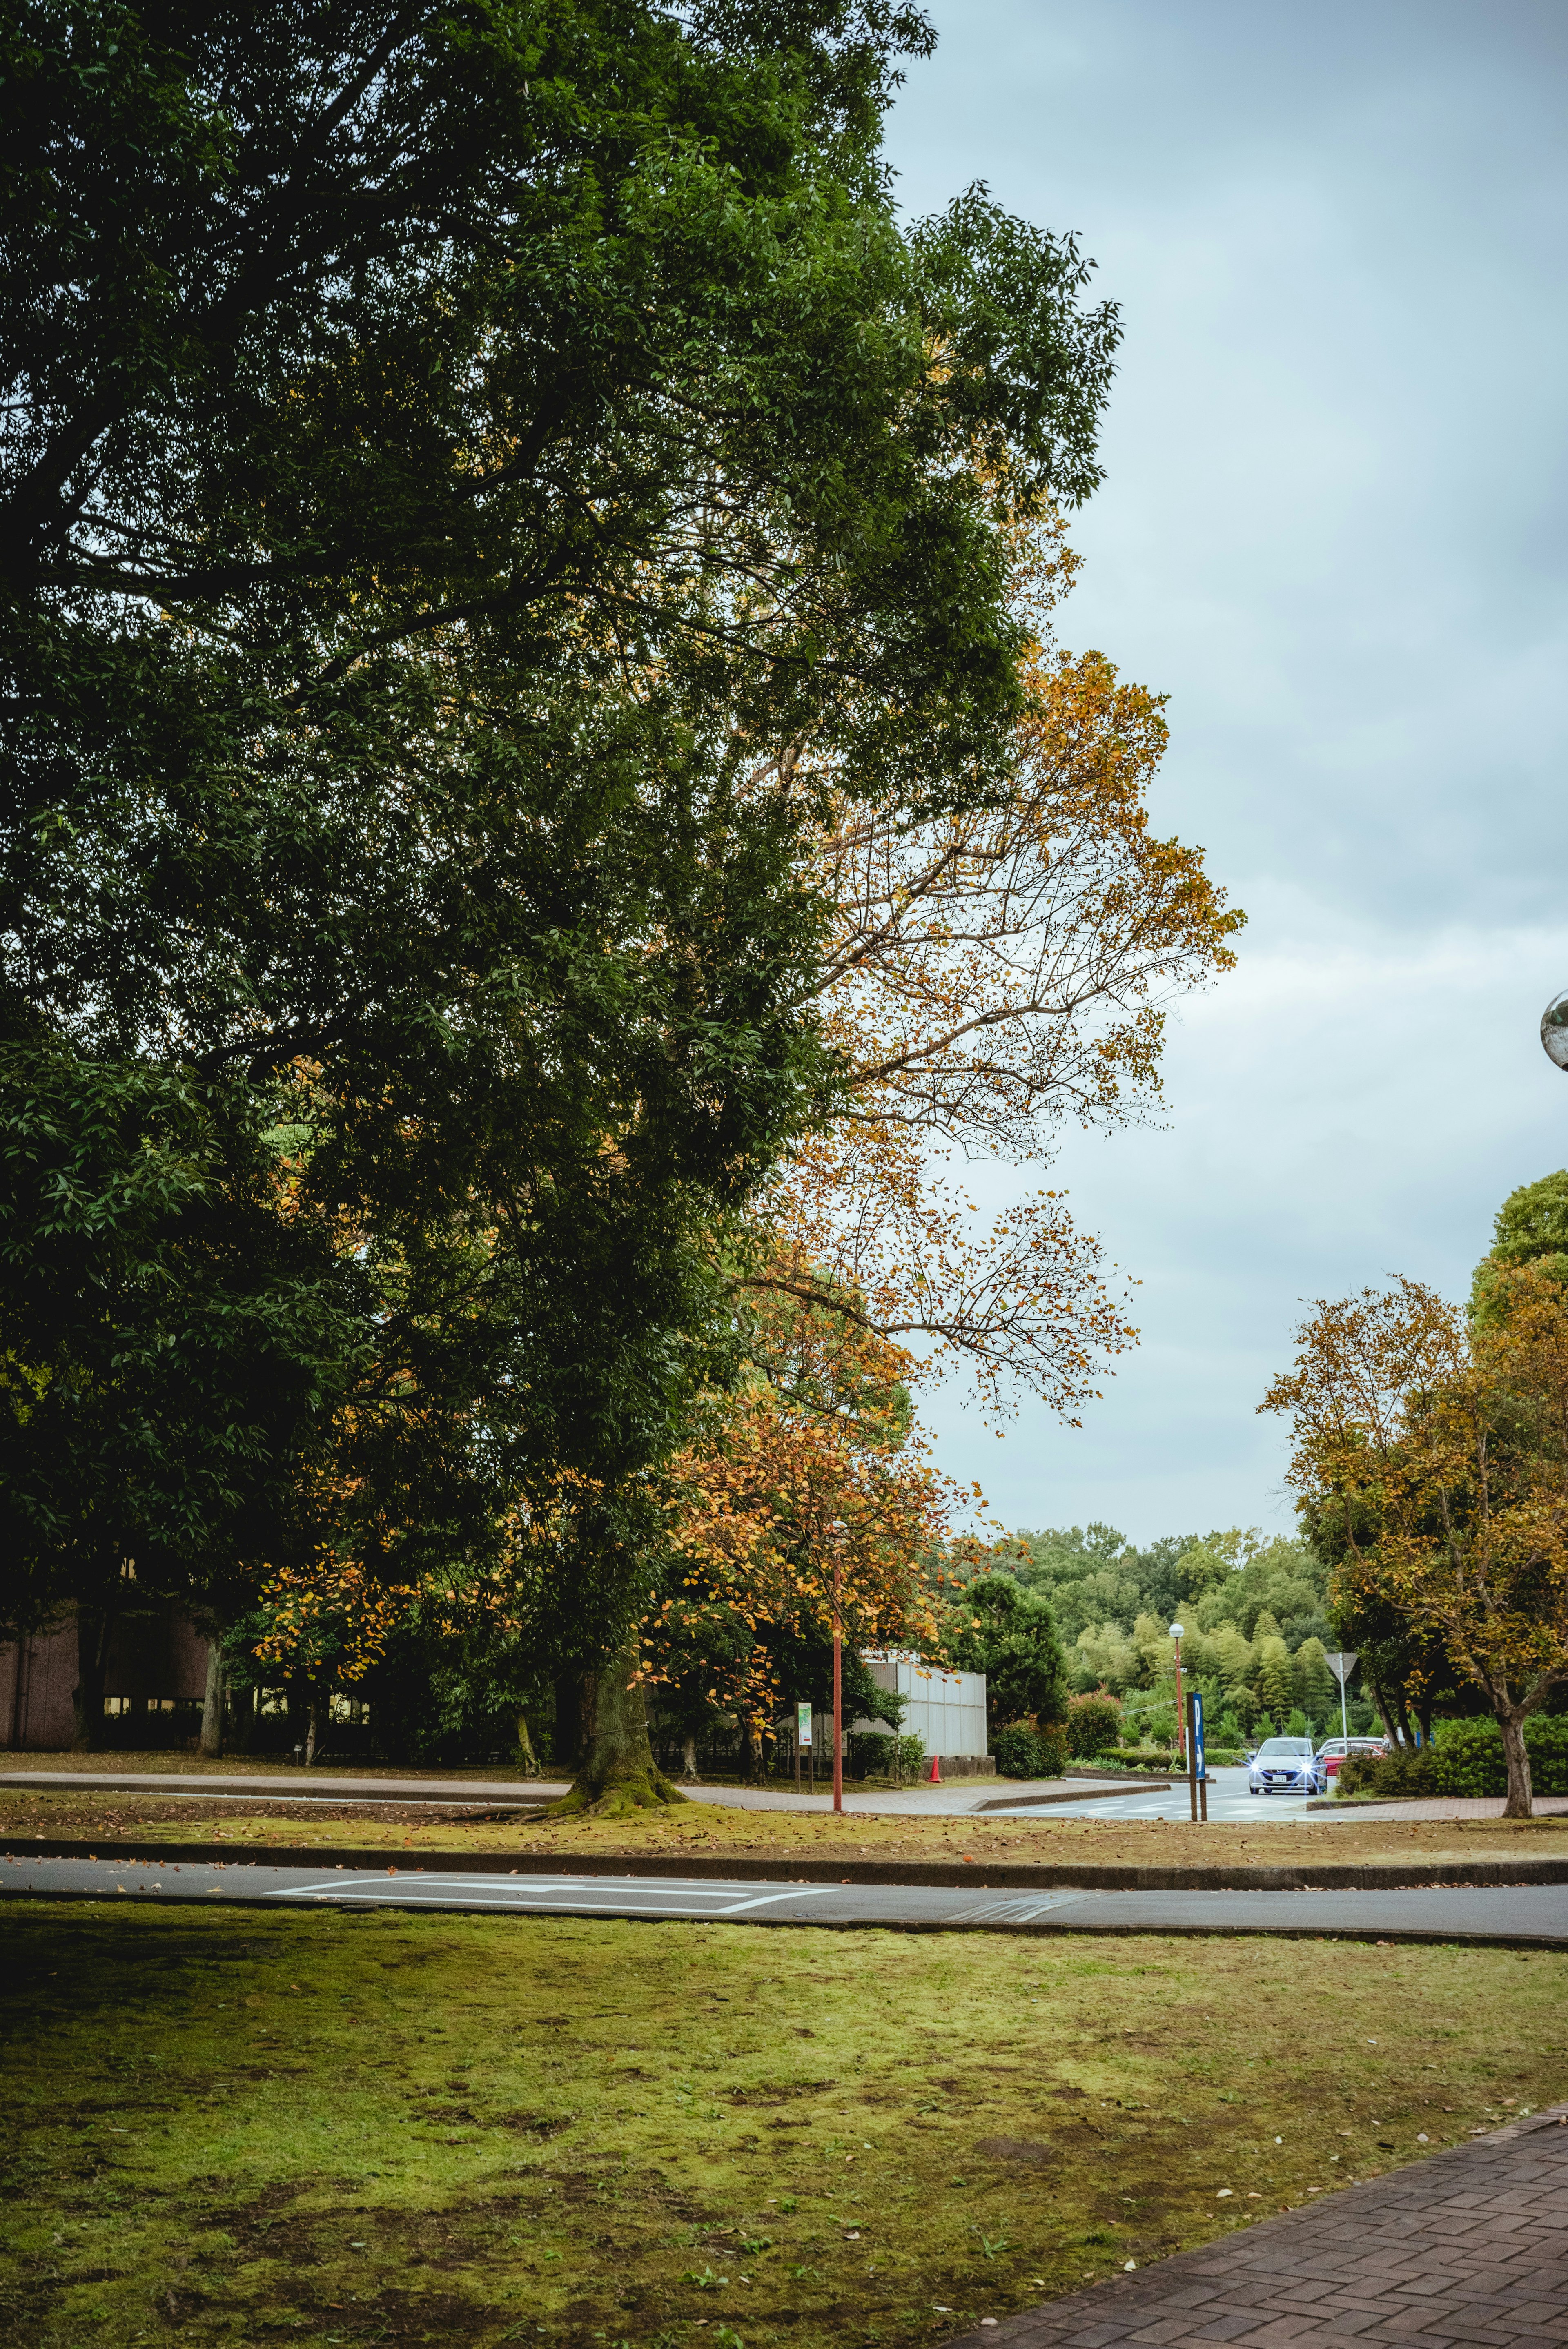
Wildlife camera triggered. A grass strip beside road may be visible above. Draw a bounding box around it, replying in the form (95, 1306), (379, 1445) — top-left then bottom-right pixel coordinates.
(7, 1783), (1568, 1875)
(4, 1902), (1567, 2349)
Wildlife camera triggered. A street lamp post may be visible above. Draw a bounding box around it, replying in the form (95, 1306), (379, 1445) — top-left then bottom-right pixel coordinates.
(1170, 1622), (1186, 1765)
(1543, 988), (1568, 1072)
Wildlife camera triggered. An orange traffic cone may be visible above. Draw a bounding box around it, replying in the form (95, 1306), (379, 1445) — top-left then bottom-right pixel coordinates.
(927, 1751), (941, 1783)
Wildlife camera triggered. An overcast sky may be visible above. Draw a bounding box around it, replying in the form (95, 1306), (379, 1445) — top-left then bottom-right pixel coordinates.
(884, 0), (1568, 1547)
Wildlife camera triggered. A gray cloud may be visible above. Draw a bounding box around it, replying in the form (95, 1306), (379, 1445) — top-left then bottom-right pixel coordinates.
(887, 1), (1568, 1543)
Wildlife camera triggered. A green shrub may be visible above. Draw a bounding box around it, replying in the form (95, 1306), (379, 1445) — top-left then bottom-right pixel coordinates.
(990, 1724), (1036, 1777)
(1065, 1693), (1123, 1757)
(991, 1723), (1066, 1779)
(1429, 1716), (1568, 1798)
(1338, 1718), (1568, 1801)
(846, 1731), (927, 1781)
(1338, 1746), (1436, 1799)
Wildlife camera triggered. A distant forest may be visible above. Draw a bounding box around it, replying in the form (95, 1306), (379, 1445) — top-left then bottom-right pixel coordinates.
(984, 1524), (1370, 1747)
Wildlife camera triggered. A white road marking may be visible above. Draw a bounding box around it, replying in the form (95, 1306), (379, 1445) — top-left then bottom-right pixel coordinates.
(949, 1894), (1094, 1924)
(267, 1874), (841, 1918)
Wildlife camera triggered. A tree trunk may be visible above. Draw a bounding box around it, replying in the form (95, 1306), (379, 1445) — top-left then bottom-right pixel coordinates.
(1499, 1711), (1533, 1819)
(516, 1712), (540, 1777)
(681, 1731), (699, 1781)
(552, 1670), (592, 1770)
(553, 1639), (689, 1817)
(1366, 1674), (1401, 1748)
(199, 1641), (224, 1758)
(71, 1602), (114, 1751)
(304, 1686), (328, 1767)
(228, 1683), (256, 1755)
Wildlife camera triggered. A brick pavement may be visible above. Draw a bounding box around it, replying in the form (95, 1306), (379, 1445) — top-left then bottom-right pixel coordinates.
(941, 2101), (1568, 2349)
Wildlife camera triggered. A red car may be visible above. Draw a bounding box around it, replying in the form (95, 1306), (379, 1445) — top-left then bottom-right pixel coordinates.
(1314, 1735), (1390, 1778)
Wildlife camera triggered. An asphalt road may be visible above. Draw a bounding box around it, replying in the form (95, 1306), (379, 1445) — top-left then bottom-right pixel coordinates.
(6, 1854), (1568, 1944)
(997, 1766), (1326, 1824)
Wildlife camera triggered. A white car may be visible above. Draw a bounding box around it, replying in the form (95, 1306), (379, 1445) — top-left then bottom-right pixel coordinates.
(1247, 1735), (1326, 1795)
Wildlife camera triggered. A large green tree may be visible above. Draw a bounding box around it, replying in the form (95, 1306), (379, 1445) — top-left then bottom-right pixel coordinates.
(943, 1573), (1069, 1735)
(1471, 1170), (1568, 1325)
(0, 2), (1120, 1789)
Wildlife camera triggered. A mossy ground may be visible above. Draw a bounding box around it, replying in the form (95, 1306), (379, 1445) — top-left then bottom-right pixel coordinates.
(3, 1900), (1566, 2349)
(7, 1774), (1568, 1872)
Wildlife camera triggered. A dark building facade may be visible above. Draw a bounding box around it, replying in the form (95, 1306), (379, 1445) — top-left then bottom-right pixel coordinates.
(1, 1613), (212, 1749)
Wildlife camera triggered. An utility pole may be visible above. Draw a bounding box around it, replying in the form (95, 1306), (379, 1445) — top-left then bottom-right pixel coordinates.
(831, 1544), (844, 1816)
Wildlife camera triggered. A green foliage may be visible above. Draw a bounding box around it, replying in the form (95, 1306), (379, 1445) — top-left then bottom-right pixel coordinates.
(997, 1522), (1329, 1698)
(1064, 1692), (1122, 1757)
(0, 2), (1123, 1680)
(0, 1054), (368, 1638)
(846, 1729), (926, 1780)
(1341, 1718), (1568, 1801)
(991, 1722), (1065, 1778)
(1257, 1636), (1294, 1724)
(1293, 1637), (1337, 1723)
(1470, 1170), (1568, 1325)
(944, 1574), (1069, 1730)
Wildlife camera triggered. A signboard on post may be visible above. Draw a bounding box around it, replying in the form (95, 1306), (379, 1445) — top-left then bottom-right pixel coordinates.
(794, 1700), (813, 1794)
(1324, 1650), (1357, 1744)
(1186, 1689), (1207, 1823)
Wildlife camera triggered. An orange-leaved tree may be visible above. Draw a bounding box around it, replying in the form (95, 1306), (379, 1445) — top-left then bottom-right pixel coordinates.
(246, 1553), (412, 1766)
(1261, 1265), (1568, 1816)
(643, 1289), (984, 1781)
(743, 517), (1244, 1420)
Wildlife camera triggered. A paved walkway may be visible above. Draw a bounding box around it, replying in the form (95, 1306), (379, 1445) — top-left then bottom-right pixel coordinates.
(1313, 1794), (1568, 1823)
(7, 1855), (1568, 1944)
(942, 2101), (1568, 2349)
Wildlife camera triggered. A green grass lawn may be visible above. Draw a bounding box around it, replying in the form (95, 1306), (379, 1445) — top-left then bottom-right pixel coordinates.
(4, 1903), (1566, 2349)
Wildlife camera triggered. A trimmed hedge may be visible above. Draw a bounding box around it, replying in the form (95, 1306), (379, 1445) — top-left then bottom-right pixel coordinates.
(1337, 1715), (1568, 1800)
(1116, 1744), (1181, 1773)
(846, 1731), (927, 1781)
(992, 1723), (1067, 1779)
(1065, 1693), (1123, 1758)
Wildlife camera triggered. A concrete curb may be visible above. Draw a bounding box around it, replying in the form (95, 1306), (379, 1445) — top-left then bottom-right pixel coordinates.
(8, 1836), (1568, 1893)
(976, 1782), (1173, 1808)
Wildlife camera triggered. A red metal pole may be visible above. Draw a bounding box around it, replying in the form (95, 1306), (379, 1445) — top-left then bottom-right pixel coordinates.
(832, 1556), (844, 1815)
